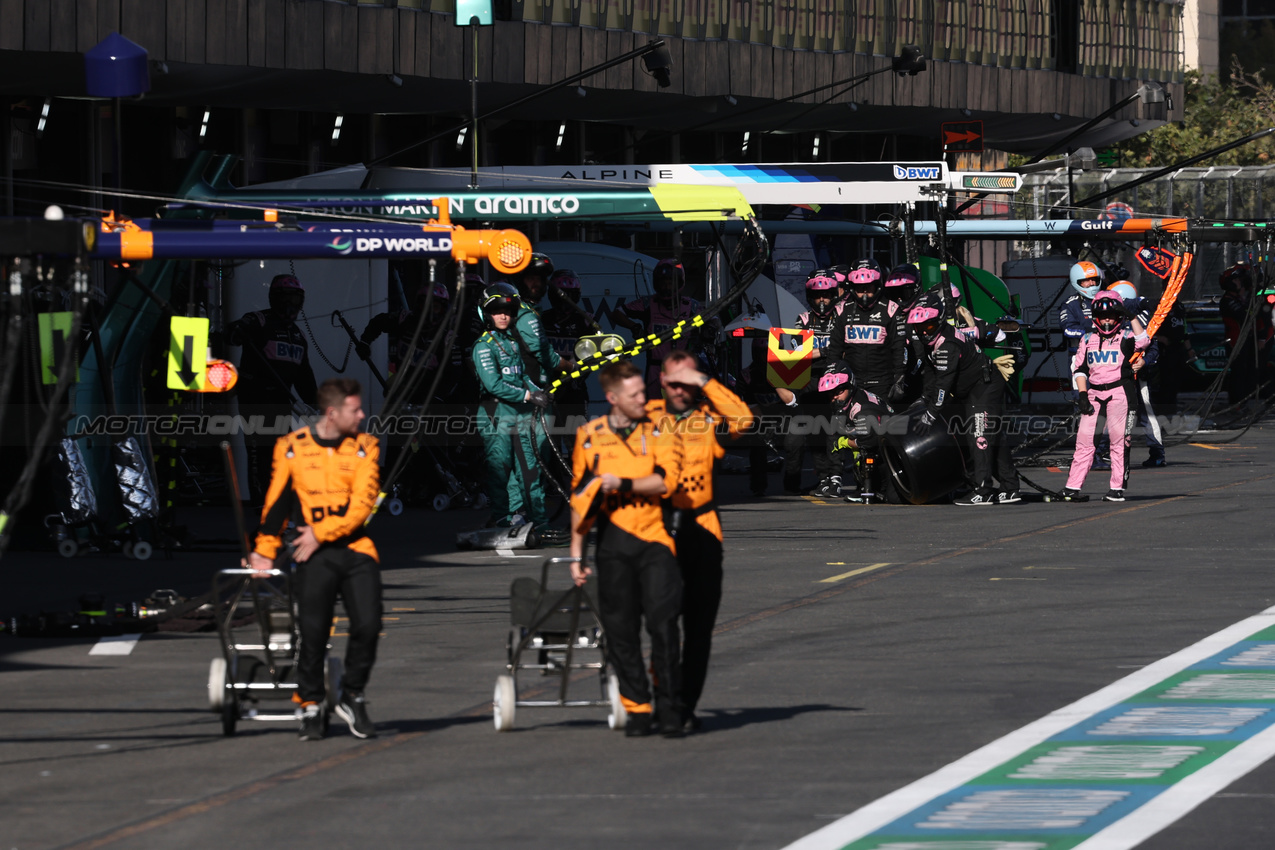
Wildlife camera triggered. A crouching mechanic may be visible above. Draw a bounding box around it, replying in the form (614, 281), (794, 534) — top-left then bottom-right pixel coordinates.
(247, 378), (382, 741)
(647, 350), (754, 732)
(817, 360), (890, 502)
(568, 360), (686, 737)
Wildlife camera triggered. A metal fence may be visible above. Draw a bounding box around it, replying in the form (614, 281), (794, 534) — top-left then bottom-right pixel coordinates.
(1017, 165), (1275, 299)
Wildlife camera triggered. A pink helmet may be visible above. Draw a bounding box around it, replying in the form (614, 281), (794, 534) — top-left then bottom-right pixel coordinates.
(818, 371), (850, 393)
(907, 304), (941, 325)
(1090, 290), (1124, 311)
(431, 281), (450, 301)
(907, 303), (944, 342)
(806, 272), (838, 292)
(1090, 290), (1125, 334)
(549, 269), (582, 292)
(848, 263), (882, 285)
(884, 264), (920, 289)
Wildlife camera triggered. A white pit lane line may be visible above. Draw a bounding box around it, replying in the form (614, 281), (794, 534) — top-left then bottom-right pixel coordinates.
(89, 634), (142, 656)
(783, 604), (1275, 850)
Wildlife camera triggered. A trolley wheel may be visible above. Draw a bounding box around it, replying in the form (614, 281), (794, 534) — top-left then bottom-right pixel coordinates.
(221, 694), (238, 737)
(472, 493), (488, 511)
(208, 657), (228, 710)
(607, 674), (627, 732)
(122, 541), (134, 558)
(131, 540), (153, 561)
(386, 498), (404, 517)
(57, 538), (79, 558)
(493, 674), (516, 732)
(506, 627), (524, 664)
(432, 493), (451, 512)
(324, 656), (343, 710)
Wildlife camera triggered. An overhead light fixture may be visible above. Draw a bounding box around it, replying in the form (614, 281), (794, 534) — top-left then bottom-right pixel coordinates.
(961, 108), (972, 117)
(724, 95), (737, 106)
(575, 86), (587, 98)
(741, 131), (750, 155)
(456, 125), (468, 150)
(555, 122), (567, 151)
(811, 134), (821, 158)
(846, 101), (858, 111)
(199, 109), (211, 141)
(642, 41), (673, 88)
(36, 98), (50, 138)
(331, 114), (344, 146)
(387, 74), (403, 87)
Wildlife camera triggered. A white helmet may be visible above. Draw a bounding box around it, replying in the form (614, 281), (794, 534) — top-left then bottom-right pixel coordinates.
(1069, 261), (1103, 300)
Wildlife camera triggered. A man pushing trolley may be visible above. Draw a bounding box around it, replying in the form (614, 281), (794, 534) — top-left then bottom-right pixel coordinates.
(568, 360), (686, 738)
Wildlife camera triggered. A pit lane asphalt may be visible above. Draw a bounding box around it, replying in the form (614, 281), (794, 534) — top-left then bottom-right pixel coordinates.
(3, 427), (1275, 850)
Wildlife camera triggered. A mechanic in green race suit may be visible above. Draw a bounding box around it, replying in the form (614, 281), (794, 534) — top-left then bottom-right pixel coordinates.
(472, 283), (554, 531)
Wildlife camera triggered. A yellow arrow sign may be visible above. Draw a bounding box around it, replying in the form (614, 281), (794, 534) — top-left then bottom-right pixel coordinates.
(167, 316), (209, 391)
(38, 312), (77, 385)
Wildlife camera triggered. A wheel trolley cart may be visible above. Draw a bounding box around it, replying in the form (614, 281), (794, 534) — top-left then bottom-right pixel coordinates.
(493, 556), (626, 732)
(206, 440), (339, 736)
(206, 566), (341, 736)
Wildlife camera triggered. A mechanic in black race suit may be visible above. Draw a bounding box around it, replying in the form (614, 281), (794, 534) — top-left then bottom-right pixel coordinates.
(882, 263), (925, 407)
(227, 273), (318, 503)
(906, 298), (1021, 506)
(826, 258), (908, 405)
(357, 278), (451, 398)
(817, 359), (891, 502)
(778, 270), (841, 496)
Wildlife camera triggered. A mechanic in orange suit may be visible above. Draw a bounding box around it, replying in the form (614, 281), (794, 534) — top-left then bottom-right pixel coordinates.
(647, 349), (754, 733)
(248, 377), (381, 741)
(569, 359), (685, 737)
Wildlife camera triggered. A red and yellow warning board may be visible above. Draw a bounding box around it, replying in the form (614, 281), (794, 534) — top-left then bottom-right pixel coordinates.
(766, 327), (814, 391)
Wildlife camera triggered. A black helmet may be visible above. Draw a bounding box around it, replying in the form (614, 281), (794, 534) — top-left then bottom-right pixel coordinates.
(525, 253), (554, 280)
(479, 282), (521, 325)
(268, 273), (305, 320)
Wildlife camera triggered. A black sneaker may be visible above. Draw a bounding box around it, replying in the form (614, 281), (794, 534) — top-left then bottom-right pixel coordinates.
(334, 689), (377, 739)
(813, 476), (841, 497)
(1103, 489), (1126, 502)
(1142, 455), (1167, 468)
(996, 490), (1022, 504)
(954, 491), (995, 506)
(682, 713), (703, 734)
(624, 714), (655, 737)
(1092, 455), (1111, 471)
(298, 703), (325, 741)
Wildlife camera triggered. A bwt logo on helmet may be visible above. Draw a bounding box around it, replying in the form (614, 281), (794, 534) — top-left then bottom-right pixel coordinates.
(353, 237), (453, 254)
(892, 165), (941, 180)
(473, 195), (580, 215)
(846, 325), (886, 343)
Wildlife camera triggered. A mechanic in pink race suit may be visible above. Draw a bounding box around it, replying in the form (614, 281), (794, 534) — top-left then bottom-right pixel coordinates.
(1061, 290), (1150, 503)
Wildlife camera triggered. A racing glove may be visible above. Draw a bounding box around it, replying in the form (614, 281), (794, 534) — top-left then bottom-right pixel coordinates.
(527, 390), (552, 409)
(887, 375), (908, 404)
(912, 408), (938, 434)
(1077, 390), (1095, 416)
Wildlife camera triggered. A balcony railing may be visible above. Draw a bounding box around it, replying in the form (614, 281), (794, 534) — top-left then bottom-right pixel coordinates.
(380, 0), (1182, 81)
